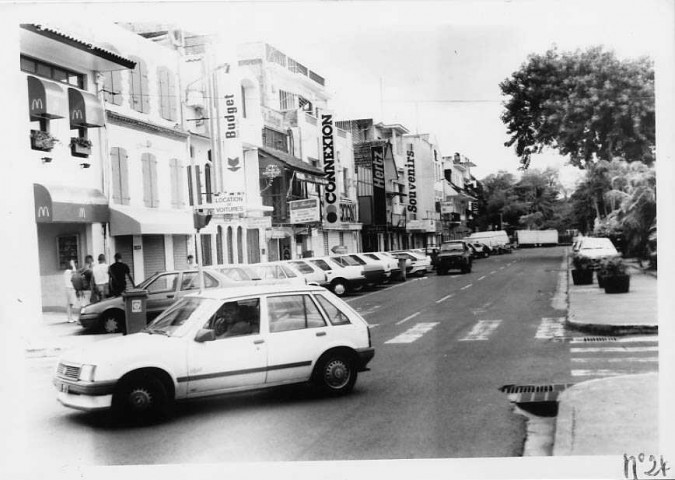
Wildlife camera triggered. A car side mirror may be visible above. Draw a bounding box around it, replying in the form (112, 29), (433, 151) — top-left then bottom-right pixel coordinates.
(194, 328), (216, 343)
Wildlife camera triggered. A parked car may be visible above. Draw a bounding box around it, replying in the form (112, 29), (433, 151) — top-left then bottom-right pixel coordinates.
(347, 253), (395, 283)
(390, 250), (431, 276)
(362, 252), (403, 281)
(468, 242), (490, 258)
(573, 237), (620, 269)
(53, 284), (375, 422)
(284, 259), (330, 287)
(436, 241), (472, 275)
(309, 257), (367, 297)
(244, 262), (307, 286)
(210, 265), (259, 282)
(330, 254), (386, 288)
(78, 269), (238, 334)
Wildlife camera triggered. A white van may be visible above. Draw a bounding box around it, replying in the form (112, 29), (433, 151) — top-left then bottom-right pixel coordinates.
(464, 231), (511, 254)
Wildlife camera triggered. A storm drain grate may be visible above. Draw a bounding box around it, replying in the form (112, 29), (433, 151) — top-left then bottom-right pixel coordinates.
(551, 336), (618, 343)
(499, 383), (574, 404)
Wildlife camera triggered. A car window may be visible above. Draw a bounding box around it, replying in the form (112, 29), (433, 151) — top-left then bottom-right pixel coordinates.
(440, 243), (464, 252)
(314, 294), (351, 326)
(268, 295), (327, 333)
(364, 254), (379, 261)
(204, 299), (261, 339)
(290, 261), (314, 274)
(279, 264), (298, 278)
(181, 271), (218, 290)
(218, 267), (253, 282)
(348, 255), (367, 265)
(335, 256), (360, 267)
(311, 259), (333, 271)
(148, 297), (220, 335)
(146, 273), (178, 293)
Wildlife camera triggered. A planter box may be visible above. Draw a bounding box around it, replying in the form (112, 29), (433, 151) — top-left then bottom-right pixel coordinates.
(71, 139), (91, 158)
(31, 130), (55, 152)
(604, 274), (630, 294)
(571, 269), (593, 285)
(597, 272), (606, 288)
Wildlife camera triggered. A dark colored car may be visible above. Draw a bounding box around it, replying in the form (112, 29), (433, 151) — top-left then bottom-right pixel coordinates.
(436, 241), (472, 275)
(78, 269), (239, 334)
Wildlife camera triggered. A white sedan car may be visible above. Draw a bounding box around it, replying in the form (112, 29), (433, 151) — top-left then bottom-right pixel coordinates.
(53, 284), (375, 422)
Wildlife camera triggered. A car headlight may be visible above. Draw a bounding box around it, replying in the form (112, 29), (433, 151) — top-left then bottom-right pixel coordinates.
(79, 364), (97, 382)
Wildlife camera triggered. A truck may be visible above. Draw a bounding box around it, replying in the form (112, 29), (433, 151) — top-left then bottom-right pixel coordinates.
(516, 229), (559, 247)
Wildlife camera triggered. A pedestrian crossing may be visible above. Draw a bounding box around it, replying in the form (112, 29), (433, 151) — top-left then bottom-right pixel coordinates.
(568, 336), (658, 378)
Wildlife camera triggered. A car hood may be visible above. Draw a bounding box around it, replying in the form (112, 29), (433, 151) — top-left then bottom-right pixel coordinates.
(58, 331), (184, 367)
(579, 249), (619, 259)
(438, 251), (464, 257)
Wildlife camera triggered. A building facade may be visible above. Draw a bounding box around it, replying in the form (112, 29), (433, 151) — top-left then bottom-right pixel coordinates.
(441, 153), (479, 241)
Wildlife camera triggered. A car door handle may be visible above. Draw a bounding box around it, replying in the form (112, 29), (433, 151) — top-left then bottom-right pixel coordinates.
(316, 331), (326, 337)
(253, 339), (265, 345)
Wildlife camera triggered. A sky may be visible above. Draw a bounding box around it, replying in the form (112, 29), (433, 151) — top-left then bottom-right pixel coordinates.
(6, 0), (668, 189)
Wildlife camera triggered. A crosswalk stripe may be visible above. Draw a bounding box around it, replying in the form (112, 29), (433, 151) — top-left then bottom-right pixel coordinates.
(459, 320), (502, 341)
(571, 357), (658, 363)
(490, 270), (497, 274)
(385, 322), (439, 344)
(571, 369), (653, 377)
(570, 346), (658, 353)
(396, 312), (421, 325)
(535, 317), (566, 339)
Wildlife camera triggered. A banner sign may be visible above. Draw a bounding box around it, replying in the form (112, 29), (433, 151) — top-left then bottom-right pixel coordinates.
(289, 198), (321, 224)
(202, 192), (245, 215)
(371, 145), (387, 225)
(321, 114), (338, 225)
(406, 142), (417, 216)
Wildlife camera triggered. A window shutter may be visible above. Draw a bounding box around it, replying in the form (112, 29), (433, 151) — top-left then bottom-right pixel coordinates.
(112, 70), (123, 106)
(120, 149), (130, 205)
(141, 61), (150, 114)
(195, 165), (203, 205)
(129, 56), (143, 111)
(110, 147), (121, 203)
(167, 71), (177, 121)
(178, 163), (186, 207)
(204, 163), (213, 203)
(102, 72), (113, 104)
(142, 153), (151, 207)
(151, 155), (159, 207)
(158, 67), (168, 120)
(187, 165), (194, 206)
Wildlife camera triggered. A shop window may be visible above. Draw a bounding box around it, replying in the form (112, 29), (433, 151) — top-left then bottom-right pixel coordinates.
(21, 55), (85, 88)
(262, 127), (289, 153)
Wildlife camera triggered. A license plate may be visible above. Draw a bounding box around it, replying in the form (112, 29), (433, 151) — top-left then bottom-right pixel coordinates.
(59, 382), (69, 394)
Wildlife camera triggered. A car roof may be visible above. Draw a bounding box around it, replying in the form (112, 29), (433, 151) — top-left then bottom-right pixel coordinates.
(191, 283), (327, 300)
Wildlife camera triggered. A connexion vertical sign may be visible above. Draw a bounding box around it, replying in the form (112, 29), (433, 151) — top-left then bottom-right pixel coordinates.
(322, 114), (338, 224)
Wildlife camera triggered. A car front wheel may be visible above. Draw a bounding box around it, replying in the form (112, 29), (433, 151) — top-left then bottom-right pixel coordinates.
(111, 373), (170, 423)
(314, 352), (357, 395)
(330, 279), (348, 297)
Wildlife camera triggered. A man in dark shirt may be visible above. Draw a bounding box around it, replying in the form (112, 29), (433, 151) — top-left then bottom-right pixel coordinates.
(109, 253), (135, 297)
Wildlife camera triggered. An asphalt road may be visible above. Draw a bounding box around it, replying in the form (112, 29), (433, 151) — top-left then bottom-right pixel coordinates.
(19, 247), (657, 466)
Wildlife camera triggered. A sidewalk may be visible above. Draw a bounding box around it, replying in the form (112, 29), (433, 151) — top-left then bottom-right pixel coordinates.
(23, 311), (121, 358)
(554, 265), (659, 456)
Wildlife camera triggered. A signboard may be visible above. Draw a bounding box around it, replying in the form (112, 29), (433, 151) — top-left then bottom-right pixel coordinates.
(202, 192), (246, 215)
(371, 145), (387, 225)
(407, 219), (436, 232)
(131, 299), (142, 313)
(321, 113), (338, 225)
(289, 198), (321, 224)
(244, 216), (272, 229)
(406, 142), (418, 216)
(440, 201), (455, 214)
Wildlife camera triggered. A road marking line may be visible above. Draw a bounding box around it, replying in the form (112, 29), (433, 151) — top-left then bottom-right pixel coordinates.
(396, 312), (421, 325)
(368, 323), (380, 328)
(571, 369), (656, 377)
(449, 275), (459, 278)
(385, 322), (439, 344)
(477, 275), (486, 281)
(460, 284), (472, 290)
(535, 317), (566, 339)
(459, 320), (502, 341)
(499, 266), (505, 270)
(435, 294), (454, 304)
(570, 346), (659, 353)
(571, 357), (658, 363)
(490, 270), (497, 274)
(344, 278), (422, 303)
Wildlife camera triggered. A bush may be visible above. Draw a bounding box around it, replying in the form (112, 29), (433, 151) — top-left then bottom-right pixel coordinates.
(599, 257), (627, 277)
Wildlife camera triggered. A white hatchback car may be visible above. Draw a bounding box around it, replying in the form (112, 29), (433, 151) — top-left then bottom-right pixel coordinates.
(53, 284), (375, 421)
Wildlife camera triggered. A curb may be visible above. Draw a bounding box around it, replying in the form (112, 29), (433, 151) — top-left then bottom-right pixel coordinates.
(564, 319), (658, 336)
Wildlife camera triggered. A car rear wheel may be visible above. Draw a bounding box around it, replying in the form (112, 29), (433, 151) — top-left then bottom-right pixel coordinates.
(111, 373), (170, 423)
(102, 311), (125, 334)
(330, 279), (348, 297)
(313, 352), (357, 395)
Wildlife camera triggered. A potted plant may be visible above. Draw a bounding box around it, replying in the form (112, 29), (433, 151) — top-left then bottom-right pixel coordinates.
(571, 255), (594, 285)
(70, 137), (93, 158)
(596, 263), (608, 288)
(601, 257), (630, 294)
(30, 130), (59, 152)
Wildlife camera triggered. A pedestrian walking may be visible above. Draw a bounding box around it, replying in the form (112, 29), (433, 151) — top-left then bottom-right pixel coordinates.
(109, 253), (135, 297)
(64, 259), (79, 322)
(91, 254), (110, 302)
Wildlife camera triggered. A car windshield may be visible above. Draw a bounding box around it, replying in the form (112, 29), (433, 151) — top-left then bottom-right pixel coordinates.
(580, 239), (615, 250)
(145, 297), (220, 336)
(440, 243), (464, 252)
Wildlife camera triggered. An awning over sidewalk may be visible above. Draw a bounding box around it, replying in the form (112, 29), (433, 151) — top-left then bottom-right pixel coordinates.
(258, 147), (327, 184)
(68, 87), (105, 128)
(34, 183), (108, 223)
(109, 206), (194, 235)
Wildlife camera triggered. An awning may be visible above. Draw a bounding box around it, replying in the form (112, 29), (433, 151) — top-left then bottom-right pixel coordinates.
(68, 87), (105, 128)
(258, 147), (327, 179)
(27, 76), (67, 119)
(109, 206), (194, 236)
(34, 183), (108, 223)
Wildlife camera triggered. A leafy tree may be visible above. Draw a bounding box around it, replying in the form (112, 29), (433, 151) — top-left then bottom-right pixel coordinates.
(500, 46), (655, 169)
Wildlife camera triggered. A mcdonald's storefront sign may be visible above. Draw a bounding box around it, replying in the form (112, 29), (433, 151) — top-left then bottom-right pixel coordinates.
(33, 184), (109, 224)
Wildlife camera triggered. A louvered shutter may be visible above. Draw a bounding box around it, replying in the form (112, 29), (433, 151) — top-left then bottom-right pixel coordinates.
(167, 71), (177, 121)
(129, 56), (143, 112)
(151, 155), (159, 207)
(187, 165), (194, 206)
(102, 72), (114, 104)
(120, 149), (130, 205)
(141, 60), (150, 114)
(158, 67), (168, 120)
(195, 165), (203, 205)
(112, 70), (123, 106)
(169, 158), (178, 208)
(142, 154), (151, 207)
(110, 147), (121, 203)
(177, 162), (186, 207)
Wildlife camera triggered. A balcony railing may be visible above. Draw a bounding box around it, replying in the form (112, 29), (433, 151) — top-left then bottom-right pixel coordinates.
(264, 44), (325, 86)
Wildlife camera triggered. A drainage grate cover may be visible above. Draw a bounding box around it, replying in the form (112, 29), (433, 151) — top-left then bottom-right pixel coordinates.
(499, 383), (574, 403)
(551, 336), (618, 343)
